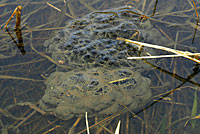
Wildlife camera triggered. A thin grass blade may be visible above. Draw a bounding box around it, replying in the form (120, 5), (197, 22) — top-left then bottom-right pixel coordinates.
(114, 120), (121, 134)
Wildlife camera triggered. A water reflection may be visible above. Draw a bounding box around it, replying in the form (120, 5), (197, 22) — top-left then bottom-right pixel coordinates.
(6, 28), (26, 55)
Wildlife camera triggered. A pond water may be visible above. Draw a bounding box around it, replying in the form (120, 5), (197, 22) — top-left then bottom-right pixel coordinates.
(0, 0), (200, 134)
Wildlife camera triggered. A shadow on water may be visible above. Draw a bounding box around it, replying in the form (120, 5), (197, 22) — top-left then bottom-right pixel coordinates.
(0, 0), (200, 134)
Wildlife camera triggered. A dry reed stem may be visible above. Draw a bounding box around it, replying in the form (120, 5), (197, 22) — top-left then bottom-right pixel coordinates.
(78, 110), (124, 134)
(154, 7), (200, 17)
(42, 125), (61, 134)
(1, 59), (45, 68)
(34, 119), (59, 134)
(68, 117), (82, 134)
(117, 37), (200, 64)
(0, 75), (43, 81)
(127, 53), (200, 60)
(13, 111), (37, 129)
(97, 123), (113, 134)
(0, 108), (25, 120)
(46, 2), (74, 18)
(67, 0), (76, 18)
(114, 120), (121, 134)
(13, 102), (46, 115)
(80, 0), (96, 11)
(142, 0), (146, 12)
(154, 24), (173, 42)
(4, 5), (22, 29)
(192, 0), (199, 19)
(85, 112), (90, 134)
(47, 2), (61, 11)
(126, 113), (129, 134)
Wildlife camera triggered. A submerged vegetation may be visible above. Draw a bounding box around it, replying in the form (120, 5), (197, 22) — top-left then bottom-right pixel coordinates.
(0, 0), (200, 133)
